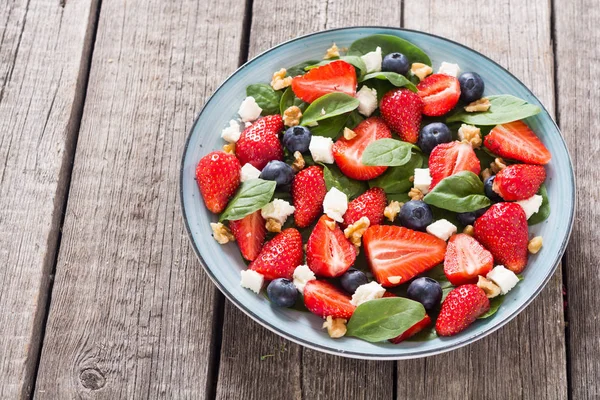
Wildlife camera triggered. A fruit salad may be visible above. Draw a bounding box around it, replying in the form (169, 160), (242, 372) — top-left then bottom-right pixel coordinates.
(195, 34), (551, 344)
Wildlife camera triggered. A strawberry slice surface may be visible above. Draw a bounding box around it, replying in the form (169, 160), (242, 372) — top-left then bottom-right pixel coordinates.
(380, 88), (424, 143)
(235, 114), (284, 170)
(249, 228), (303, 280)
(436, 284), (490, 336)
(444, 233), (493, 286)
(417, 73), (461, 116)
(306, 215), (357, 278)
(303, 280), (356, 319)
(291, 60), (357, 103)
(229, 210), (267, 261)
(492, 164), (546, 201)
(342, 187), (387, 228)
(389, 315), (432, 344)
(484, 121), (551, 165)
(291, 166), (327, 228)
(196, 151), (241, 214)
(428, 141), (481, 189)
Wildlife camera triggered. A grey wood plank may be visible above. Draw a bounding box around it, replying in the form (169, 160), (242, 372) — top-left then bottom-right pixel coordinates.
(0, 0), (99, 397)
(33, 0), (246, 398)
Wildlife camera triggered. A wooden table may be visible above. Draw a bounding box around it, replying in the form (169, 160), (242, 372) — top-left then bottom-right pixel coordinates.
(0, 0), (594, 398)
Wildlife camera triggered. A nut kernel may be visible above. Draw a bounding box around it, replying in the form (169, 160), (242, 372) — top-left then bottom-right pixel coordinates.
(344, 216), (370, 247)
(283, 105), (302, 127)
(458, 124), (482, 149)
(490, 158), (507, 174)
(211, 223), (235, 244)
(270, 68), (293, 91)
(223, 143), (235, 154)
(384, 200), (402, 222)
(265, 218), (282, 233)
(324, 43), (340, 59)
(322, 316), (347, 338)
(343, 127), (357, 140)
(411, 63), (433, 81)
(408, 188), (424, 201)
(463, 225), (474, 236)
(291, 151), (305, 172)
(528, 236), (543, 254)
(465, 97), (491, 112)
(477, 275), (502, 298)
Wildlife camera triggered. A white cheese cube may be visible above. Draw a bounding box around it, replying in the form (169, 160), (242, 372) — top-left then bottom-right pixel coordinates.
(426, 219), (457, 241)
(323, 187), (348, 223)
(356, 85), (378, 117)
(293, 264), (316, 293)
(221, 119), (242, 143)
(437, 62), (461, 78)
(238, 96), (262, 122)
(413, 168), (432, 195)
(309, 135), (334, 164)
(240, 269), (264, 294)
(486, 265), (519, 295)
(240, 163), (261, 182)
(516, 194), (544, 219)
(261, 199), (295, 225)
(350, 281), (385, 306)
(361, 46), (382, 73)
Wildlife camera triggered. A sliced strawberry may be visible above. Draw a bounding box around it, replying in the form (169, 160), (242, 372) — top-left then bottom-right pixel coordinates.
(249, 228), (303, 280)
(235, 114), (284, 170)
(436, 284), (490, 336)
(342, 187), (387, 228)
(306, 215), (357, 278)
(332, 117), (392, 180)
(292, 166), (327, 228)
(303, 280), (356, 319)
(417, 73), (461, 116)
(474, 203), (529, 273)
(492, 164), (546, 201)
(484, 121), (551, 165)
(389, 315), (432, 344)
(291, 60), (357, 103)
(444, 234), (493, 286)
(380, 88), (424, 143)
(428, 141), (481, 189)
(362, 225), (447, 287)
(196, 151), (241, 213)
(229, 210), (267, 261)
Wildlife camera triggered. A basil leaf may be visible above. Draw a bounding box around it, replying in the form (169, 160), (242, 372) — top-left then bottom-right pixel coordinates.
(347, 34), (431, 66)
(246, 84), (282, 116)
(369, 152), (423, 193)
(280, 87), (307, 115)
(424, 171), (491, 213)
(446, 95), (541, 125)
(286, 60), (320, 77)
(528, 184), (550, 225)
(305, 56), (368, 78)
(479, 296), (504, 319)
(346, 297), (426, 342)
(322, 164), (369, 200)
(365, 79), (395, 102)
(220, 179), (277, 221)
(362, 138), (417, 166)
(345, 110), (364, 130)
(360, 72), (417, 93)
(310, 113), (349, 138)
(301, 93), (359, 126)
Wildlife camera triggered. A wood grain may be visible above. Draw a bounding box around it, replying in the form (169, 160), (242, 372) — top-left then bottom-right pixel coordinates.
(33, 0), (245, 398)
(0, 0), (98, 397)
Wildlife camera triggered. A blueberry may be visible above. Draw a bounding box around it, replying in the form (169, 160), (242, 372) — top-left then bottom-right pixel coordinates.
(267, 278), (298, 307)
(456, 207), (488, 226)
(407, 277), (443, 311)
(340, 268), (369, 294)
(417, 122), (453, 154)
(458, 72), (485, 103)
(259, 160), (294, 188)
(283, 126), (312, 153)
(382, 52), (410, 75)
(399, 201), (433, 232)
(484, 175), (503, 202)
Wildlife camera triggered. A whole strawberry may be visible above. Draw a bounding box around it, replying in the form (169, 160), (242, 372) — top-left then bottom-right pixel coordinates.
(436, 284), (490, 336)
(474, 202), (529, 273)
(292, 166), (327, 228)
(249, 228), (303, 280)
(380, 88), (424, 143)
(493, 164), (546, 201)
(342, 187), (387, 228)
(235, 114), (284, 170)
(196, 151), (241, 213)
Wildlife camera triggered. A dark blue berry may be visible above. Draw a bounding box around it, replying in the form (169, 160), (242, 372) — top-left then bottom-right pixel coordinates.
(456, 207), (488, 226)
(417, 122), (453, 154)
(267, 278), (298, 307)
(458, 72), (485, 103)
(382, 52), (410, 75)
(407, 277), (442, 311)
(399, 201), (433, 232)
(259, 160), (294, 188)
(283, 125), (312, 153)
(340, 268), (369, 294)
(484, 175), (503, 202)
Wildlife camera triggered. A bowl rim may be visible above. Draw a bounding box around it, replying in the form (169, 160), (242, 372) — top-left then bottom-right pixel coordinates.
(179, 26), (575, 360)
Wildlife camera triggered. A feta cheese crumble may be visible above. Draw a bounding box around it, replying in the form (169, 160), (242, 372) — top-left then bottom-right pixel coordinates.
(350, 281), (385, 306)
(516, 194), (543, 219)
(240, 163), (261, 182)
(309, 135), (334, 164)
(240, 269), (264, 294)
(437, 61), (461, 77)
(356, 85), (378, 116)
(426, 219), (457, 241)
(323, 187), (348, 223)
(238, 96), (262, 122)
(486, 265), (519, 295)
(361, 46), (382, 73)
(292, 264), (316, 292)
(261, 199), (295, 225)
(221, 119), (242, 143)
(413, 168), (432, 195)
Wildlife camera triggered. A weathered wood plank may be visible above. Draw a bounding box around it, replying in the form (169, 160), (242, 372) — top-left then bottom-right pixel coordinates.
(34, 0), (246, 398)
(555, 1), (599, 398)
(0, 0), (98, 397)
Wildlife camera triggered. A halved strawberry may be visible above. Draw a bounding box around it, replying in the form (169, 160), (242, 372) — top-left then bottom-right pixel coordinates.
(444, 234), (493, 286)
(306, 215), (357, 278)
(362, 225), (447, 287)
(342, 187), (387, 228)
(380, 88), (424, 143)
(291, 166), (327, 228)
(416, 73), (461, 116)
(492, 164), (546, 201)
(474, 203), (528, 273)
(249, 228), (303, 280)
(332, 117), (392, 180)
(196, 151), (241, 213)
(389, 315), (432, 344)
(436, 284), (490, 336)
(291, 60), (357, 103)
(429, 141), (481, 189)
(484, 121), (551, 165)
(229, 210), (267, 261)
(303, 280), (356, 319)
(235, 114), (284, 170)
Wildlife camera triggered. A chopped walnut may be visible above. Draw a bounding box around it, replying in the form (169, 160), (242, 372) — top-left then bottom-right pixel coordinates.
(270, 68), (293, 91)
(411, 62), (433, 81)
(528, 236), (543, 254)
(384, 200), (402, 222)
(266, 218), (282, 233)
(409, 175), (414, 182)
(322, 316), (347, 338)
(481, 168), (492, 181)
(458, 124), (482, 149)
(477, 275), (502, 298)
(343, 127), (357, 140)
(325, 219), (337, 231)
(388, 276), (402, 285)
(291, 151), (305, 172)
(223, 143), (235, 154)
(463, 225), (475, 236)
(408, 188), (424, 201)
(344, 217), (370, 247)
(323, 43), (340, 59)
(490, 157), (507, 174)
(211, 222), (235, 244)
(283, 105), (302, 127)
(465, 97), (491, 112)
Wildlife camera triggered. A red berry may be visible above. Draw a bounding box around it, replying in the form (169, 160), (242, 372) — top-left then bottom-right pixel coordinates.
(444, 233), (494, 286)
(292, 166), (327, 228)
(249, 228), (303, 280)
(417, 73), (461, 116)
(291, 60), (357, 103)
(235, 115), (284, 170)
(306, 216), (357, 278)
(303, 280), (356, 319)
(484, 121), (551, 165)
(428, 141), (481, 189)
(229, 210), (267, 261)
(380, 88), (424, 143)
(436, 284), (490, 336)
(492, 164), (546, 201)
(196, 151), (241, 214)
(342, 187), (387, 228)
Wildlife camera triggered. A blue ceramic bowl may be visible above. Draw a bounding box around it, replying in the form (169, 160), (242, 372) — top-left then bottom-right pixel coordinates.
(180, 27), (575, 359)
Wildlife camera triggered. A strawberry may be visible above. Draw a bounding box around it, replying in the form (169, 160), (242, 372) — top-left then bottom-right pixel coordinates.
(389, 315), (432, 344)
(306, 215), (357, 278)
(303, 280), (356, 319)
(196, 151), (241, 213)
(235, 114), (284, 170)
(428, 141), (481, 189)
(291, 60), (357, 103)
(380, 88), (424, 143)
(474, 203), (529, 273)
(291, 166), (327, 228)
(362, 225), (447, 287)
(332, 117), (392, 180)
(492, 164), (546, 201)
(484, 121), (551, 165)
(229, 210), (267, 261)
(342, 187), (387, 228)
(444, 234), (493, 286)
(417, 73), (461, 116)
(249, 228), (303, 280)
(436, 284), (490, 336)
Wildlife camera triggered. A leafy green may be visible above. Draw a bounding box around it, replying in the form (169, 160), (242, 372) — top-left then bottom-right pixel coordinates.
(347, 34), (431, 66)
(246, 84), (282, 115)
(220, 179), (277, 221)
(365, 79), (395, 102)
(424, 171), (491, 213)
(446, 95), (541, 125)
(322, 164), (369, 200)
(286, 60), (320, 77)
(301, 93), (360, 126)
(474, 148), (496, 172)
(362, 138), (417, 167)
(345, 110), (364, 129)
(305, 56), (368, 78)
(360, 71), (417, 92)
(386, 192), (411, 203)
(368, 152), (424, 194)
(528, 184), (551, 225)
(310, 113), (349, 138)
(479, 296), (504, 319)
(279, 87), (307, 115)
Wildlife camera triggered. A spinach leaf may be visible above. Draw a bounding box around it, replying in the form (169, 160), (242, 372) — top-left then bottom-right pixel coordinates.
(345, 110), (364, 129)
(528, 184), (550, 225)
(365, 79), (395, 102)
(424, 171), (491, 212)
(322, 164), (369, 200)
(347, 34), (431, 66)
(386, 192), (411, 203)
(475, 148), (496, 172)
(362, 138), (417, 166)
(310, 113), (349, 138)
(301, 93), (359, 126)
(479, 296), (504, 319)
(430, 205), (461, 229)
(286, 60), (320, 77)
(305, 56), (368, 78)
(220, 179), (277, 221)
(368, 152), (423, 194)
(446, 95), (541, 125)
(346, 297), (426, 342)
(279, 87), (307, 115)
(360, 72), (417, 92)
(246, 84), (282, 115)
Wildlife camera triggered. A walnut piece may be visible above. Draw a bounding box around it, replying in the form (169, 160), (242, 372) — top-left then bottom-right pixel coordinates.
(490, 157), (507, 174)
(283, 105), (302, 127)
(223, 143), (235, 154)
(211, 223), (235, 244)
(343, 127), (357, 140)
(465, 97), (491, 112)
(528, 236), (543, 254)
(322, 316), (347, 338)
(458, 124), (482, 149)
(324, 43), (340, 59)
(463, 225), (474, 236)
(344, 216), (370, 247)
(411, 63), (433, 81)
(477, 275), (502, 298)
(481, 168), (492, 181)
(384, 200), (402, 222)
(388, 276), (402, 285)
(408, 187), (424, 201)
(270, 68), (293, 91)
(291, 151), (305, 172)
(266, 218), (282, 233)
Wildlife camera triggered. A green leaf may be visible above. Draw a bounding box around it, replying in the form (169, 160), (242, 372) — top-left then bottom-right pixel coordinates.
(474, 148), (496, 172)
(528, 183), (550, 225)
(406, 325), (438, 342)
(368, 152), (423, 194)
(322, 164), (369, 200)
(309, 113), (349, 138)
(220, 179), (277, 221)
(362, 138), (417, 166)
(279, 87), (307, 115)
(446, 95), (542, 125)
(424, 171), (491, 213)
(346, 297), (426, 342)
(347, 34), (431, 66)
(479, 296), (504, 319)
(246, 84), (282, 115)
(360, 72), (417, 92)
(305, 56), (368, 78)
(386, 192), (411, 203)
(286, 60), (320, 77)
(365, 79), (395, 102)
(301, 93), (360, 126)
(345, 110), (364, 130)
